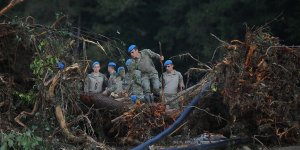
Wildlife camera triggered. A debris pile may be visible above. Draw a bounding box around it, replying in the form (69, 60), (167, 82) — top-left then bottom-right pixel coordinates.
(0, 22), (299, 149)
(206, 27), (300, 145)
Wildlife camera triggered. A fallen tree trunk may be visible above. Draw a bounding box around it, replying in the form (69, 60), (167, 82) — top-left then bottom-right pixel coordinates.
(80, 93), (130, 116)
(79, 79), (210, 117)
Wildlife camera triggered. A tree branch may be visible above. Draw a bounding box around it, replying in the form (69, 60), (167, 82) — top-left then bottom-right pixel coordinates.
(0, 0), (24, 17)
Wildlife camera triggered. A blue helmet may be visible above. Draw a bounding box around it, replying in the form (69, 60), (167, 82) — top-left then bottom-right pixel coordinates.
(128, 44), (137, 53)
(125, 59), (133, 66)
(92, 61), (100, 68)
(164, 60), (173, 67)
(117, 66), (125, 74)
(57, 61), (65, 70)
(131, 95), (137, 103)
(108, 62), (116, 68)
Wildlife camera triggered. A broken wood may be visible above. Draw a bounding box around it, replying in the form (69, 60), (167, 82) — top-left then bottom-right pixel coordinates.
(48, 63), (80, 98)
(14, 99), (39, 128)
(0, 0), (25, 16)
(80, 93), (130, 116)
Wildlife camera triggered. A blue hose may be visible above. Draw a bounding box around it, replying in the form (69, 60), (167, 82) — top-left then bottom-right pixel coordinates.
(132, 82), (211, 150)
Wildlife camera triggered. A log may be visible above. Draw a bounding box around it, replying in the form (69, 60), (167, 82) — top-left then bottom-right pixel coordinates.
(166, 74), (213, 105)
(80, 77), (212, 117)
(80, 93), (130, 116)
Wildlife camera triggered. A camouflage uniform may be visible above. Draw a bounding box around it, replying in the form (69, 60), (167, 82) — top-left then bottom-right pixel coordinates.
(106, 71), (123, 94)
(84, 73), (107, 93)
(130, 70), (144, 99)
(132, 49), (161, 95)
(122, 73), (131, 92)
(161, 70), (184, 109)
(126, 62), (144, 100)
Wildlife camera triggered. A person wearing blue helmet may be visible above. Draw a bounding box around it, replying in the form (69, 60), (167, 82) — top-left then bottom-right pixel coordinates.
(84, 61), (108, 93)
(102, 62), (122, 96)
(117, 66), (128, 95)
(161, 60), (185, 109)
(117, 66), (125, 77)
(123, 58), (145, 102)
(127, 44), (164, 101)
(122, 59), (132, 92)
(125, 58), (133, 68)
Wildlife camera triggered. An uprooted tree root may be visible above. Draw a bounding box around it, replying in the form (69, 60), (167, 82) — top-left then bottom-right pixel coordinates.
(218, 28), (300, 144)
(198, 27), (300, 146)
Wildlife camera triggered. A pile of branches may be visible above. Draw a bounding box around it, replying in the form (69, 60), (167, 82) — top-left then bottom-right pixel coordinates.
(133, 27), (300, 148)
(0, 21), (127, 149)
(80, 27), (300, 147)
(1, 19), (300, 149)
(110, 102), (180, 145)
(210, 27), (300, 145)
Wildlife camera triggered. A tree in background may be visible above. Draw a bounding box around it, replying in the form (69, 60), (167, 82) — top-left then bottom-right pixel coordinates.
(1, 0), (300, 66)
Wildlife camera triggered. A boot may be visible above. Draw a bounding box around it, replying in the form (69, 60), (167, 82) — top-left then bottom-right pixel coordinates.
(144, 94), (151, 103)
(149, 94), (154, 103)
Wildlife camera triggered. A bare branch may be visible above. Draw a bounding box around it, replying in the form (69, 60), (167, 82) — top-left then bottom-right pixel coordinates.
(210, 33), (230, 46)
(0, 0), (25, 16)
(170, 53), (211, 69)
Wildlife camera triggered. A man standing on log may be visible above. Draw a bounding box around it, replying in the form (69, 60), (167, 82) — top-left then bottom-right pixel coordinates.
(102, 62), (122, 96)
(84, 61), (108, 93)
(127, 44), (164, 102)
(161, 60), (185, 109)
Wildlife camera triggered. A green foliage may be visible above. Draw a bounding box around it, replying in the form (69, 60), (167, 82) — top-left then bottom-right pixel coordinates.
(211, 83), (218, 92)
(37, 39), (47, 52)
(0, 130), (44, 150)
(14, 91), (35, 103)
(30, 56), (58, 79)
(30, 58), (44, 77)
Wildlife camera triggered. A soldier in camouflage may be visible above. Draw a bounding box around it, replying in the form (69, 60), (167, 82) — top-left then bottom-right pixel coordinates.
(102, 62), (122, 96)
(127, 44), (164, 102)
(84, 61), (108, 93)
(125, 58), (145, 101)
(161, 60), (185, 109)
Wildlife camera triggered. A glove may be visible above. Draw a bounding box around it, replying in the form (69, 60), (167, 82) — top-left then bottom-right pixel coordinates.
(57, 62), (65, 70)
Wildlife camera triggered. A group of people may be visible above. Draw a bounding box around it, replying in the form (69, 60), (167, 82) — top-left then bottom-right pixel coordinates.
(84, 44), (185, 109)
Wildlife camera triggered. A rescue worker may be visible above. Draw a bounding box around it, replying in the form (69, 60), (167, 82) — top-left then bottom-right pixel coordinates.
(102, 62), (122, 96)
(161, 60), (185, 109)
(84, 61), (107, 93)
(127, 44), (164, 101)
(117, 66), (128, 97)
(118, 66), (126, 78)
(125, 58), (145, 102)
(121, 61), (132, 92)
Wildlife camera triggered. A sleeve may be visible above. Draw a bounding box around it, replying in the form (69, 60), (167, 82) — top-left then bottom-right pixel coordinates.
(84, 75), (90, 93)
(144, 49), (160, 60)
(107, 76), (118, 93)
(134, 75), (143, 86)
(117, 78), (123, 92)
